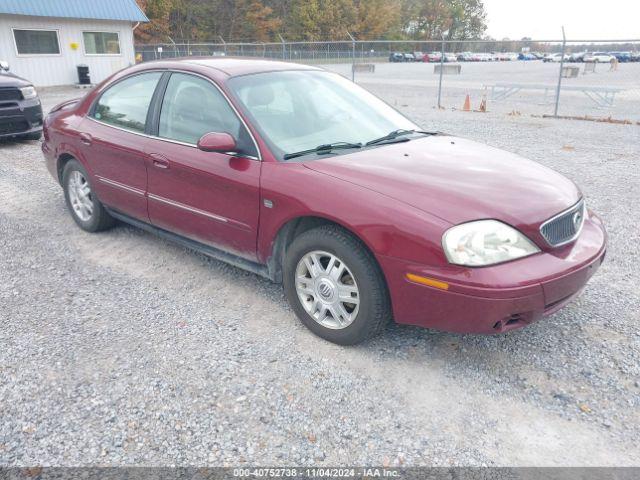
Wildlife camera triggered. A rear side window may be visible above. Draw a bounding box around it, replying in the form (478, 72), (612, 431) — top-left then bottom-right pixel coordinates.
(93, 72), (162, 133)
(158, 72), (257, 156)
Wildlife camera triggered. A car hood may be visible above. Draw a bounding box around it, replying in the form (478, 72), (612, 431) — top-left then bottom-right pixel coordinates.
(303, 135), (581, 229)
(0, 72), (31, 88)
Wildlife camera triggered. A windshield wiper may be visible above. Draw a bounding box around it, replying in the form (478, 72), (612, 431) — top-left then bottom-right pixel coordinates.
(365, 129), (436, 147)
(283, 142), (362, 160)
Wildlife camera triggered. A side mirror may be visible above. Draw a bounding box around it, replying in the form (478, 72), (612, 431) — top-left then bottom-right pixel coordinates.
(197, 132), (237, 154)
(0, 61), (9, 71)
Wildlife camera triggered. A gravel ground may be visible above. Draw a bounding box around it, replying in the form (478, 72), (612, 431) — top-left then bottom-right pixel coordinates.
(326, 61), (640, 121)
(0, 86), (639, 467)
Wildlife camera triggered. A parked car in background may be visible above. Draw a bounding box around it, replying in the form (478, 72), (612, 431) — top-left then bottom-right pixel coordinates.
(402, 53), (415, 62)
(457, 52), (473, 61)
(543, 53), (569, 63)
(531, 52), (545, 60)
(0, 61), (43, 141)
(568, 51), (588, 62)
(412, 51), (425, 61)
(631, 52), (640, 62)
(389, 52), (405, 63)
(443, 52), (457, 62)
(423, 52), (442, 62)
(42, 58), (606, 345)
(493, 52), (514, 61)
(518, 53), (536, 61)
(584, 52), (615, 63)
(470, 52), (492, 62)
(610, 52), (632, 62)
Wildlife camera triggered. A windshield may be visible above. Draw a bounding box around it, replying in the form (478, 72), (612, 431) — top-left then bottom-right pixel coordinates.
(227, 70), (419, 160)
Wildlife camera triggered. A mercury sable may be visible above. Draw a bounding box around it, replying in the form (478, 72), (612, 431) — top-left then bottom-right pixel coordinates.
(42, 58), (606, 345)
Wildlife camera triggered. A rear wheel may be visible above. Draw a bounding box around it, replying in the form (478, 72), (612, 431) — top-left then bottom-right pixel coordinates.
(62, 159), (115, 232)
(283, 225), (391, 345)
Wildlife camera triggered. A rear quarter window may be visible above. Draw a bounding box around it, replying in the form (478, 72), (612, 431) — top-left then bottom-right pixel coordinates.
(93, 72), (162, 133)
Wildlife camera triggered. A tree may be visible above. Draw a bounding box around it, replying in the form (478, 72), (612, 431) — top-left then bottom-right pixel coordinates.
(286, 0), (356, 41)
(242, 1), (283, 41)
(400, 0), (487, 40)
(134, 0), (487, 43)
(135, 0), (172, 42)
(286, 0), (322, 40)
(446, 0), (486, 40)
(354, 0), (401, 39)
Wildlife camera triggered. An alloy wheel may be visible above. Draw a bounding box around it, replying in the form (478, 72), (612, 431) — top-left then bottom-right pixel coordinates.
(67, 170), (94, 222)
(295, 250), (360, 329)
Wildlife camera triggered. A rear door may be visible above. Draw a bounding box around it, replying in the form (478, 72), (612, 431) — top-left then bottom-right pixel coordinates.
(80, 71), (163, 221)
(144, 71), (262, 260)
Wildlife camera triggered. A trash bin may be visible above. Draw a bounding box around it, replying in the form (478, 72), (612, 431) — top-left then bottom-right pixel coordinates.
(77, 64), (90, 85)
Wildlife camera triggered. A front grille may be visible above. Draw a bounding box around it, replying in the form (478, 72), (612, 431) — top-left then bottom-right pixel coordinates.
(540, 199), (586, 247)
(0, 87), (22, 102)
(0, 118), (29, 134)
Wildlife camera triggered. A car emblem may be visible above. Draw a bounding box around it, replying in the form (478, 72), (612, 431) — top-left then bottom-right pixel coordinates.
(318, 282), (333, 299)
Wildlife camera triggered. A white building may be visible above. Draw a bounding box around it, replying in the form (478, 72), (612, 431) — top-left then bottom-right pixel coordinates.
(0, 0), (147, 87)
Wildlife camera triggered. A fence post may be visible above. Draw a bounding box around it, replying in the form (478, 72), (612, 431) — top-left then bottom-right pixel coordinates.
(437, 32), (447, 109)
(218, 36), (226, 55)
(347, 32), (356, 81)
(554, 26), (567, 117)
(278, 34), (286, 60)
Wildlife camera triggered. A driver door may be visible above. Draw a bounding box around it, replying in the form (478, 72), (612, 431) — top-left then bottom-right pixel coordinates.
(144, 72), (261, 260)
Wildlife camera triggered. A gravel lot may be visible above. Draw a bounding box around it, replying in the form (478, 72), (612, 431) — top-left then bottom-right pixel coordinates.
(1, 86), (639, 467)
(326, 61), (640, 121)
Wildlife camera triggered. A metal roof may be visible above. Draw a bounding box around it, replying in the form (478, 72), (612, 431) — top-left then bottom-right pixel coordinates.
(0, 0), (148, 22)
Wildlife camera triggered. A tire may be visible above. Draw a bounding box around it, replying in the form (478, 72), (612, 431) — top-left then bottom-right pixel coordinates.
(62, 159), (115, 232)
(22, 131), (42, 141)
(283, 225), (391, 345)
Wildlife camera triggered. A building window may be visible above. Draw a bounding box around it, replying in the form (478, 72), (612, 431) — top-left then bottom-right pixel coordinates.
(83, 32), (121, 55)
(13, 29), (60, 55)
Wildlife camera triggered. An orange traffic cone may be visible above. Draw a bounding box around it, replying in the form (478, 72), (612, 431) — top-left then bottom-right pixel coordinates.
(462, 94), (471, 112)
(479, 94), (487, 112)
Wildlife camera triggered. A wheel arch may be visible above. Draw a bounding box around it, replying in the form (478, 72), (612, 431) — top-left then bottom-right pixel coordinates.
(56, 152), (76, 184)
(266, 214), (386, 287)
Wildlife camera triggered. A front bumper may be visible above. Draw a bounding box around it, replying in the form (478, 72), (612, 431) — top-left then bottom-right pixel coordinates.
(379, 214), (607, 334)
(0, 98), (43, 138)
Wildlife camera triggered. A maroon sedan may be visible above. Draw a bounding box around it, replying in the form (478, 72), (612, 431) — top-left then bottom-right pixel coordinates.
(42, 58), (606, 345)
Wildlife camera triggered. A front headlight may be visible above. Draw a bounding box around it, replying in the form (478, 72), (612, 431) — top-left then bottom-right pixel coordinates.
(20, 86), (37, 100)
(442, 220), (540, 267)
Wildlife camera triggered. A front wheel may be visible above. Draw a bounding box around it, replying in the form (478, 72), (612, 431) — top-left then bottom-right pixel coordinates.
(283, 225), (391, 345)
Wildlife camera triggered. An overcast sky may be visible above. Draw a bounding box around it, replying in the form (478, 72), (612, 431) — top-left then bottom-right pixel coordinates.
(483, 0), (640, 40)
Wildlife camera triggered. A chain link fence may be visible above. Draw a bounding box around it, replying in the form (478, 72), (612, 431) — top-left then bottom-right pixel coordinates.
(135, 39), (640, 122)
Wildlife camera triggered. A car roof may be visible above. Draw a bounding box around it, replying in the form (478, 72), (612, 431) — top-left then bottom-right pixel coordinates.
(169, 57), (321, 77)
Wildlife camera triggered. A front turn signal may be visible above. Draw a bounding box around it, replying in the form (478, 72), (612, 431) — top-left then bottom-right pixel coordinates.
(405, 273), (449, 291)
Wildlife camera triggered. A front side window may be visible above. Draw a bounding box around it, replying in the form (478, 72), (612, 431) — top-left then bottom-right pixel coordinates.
(228, 70), (418, 160)
(93, 72), (162, 133)
(13, 29), (60, 55)
(158, 72), (257, 156)
(83, 32), (121, 55)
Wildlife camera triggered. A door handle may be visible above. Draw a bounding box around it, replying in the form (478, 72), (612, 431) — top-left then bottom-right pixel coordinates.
(79, 133), (92, 146)
(149, 153), (170, 170)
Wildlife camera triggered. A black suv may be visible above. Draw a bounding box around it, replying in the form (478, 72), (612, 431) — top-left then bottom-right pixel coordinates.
(0, 62), (43, 140)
